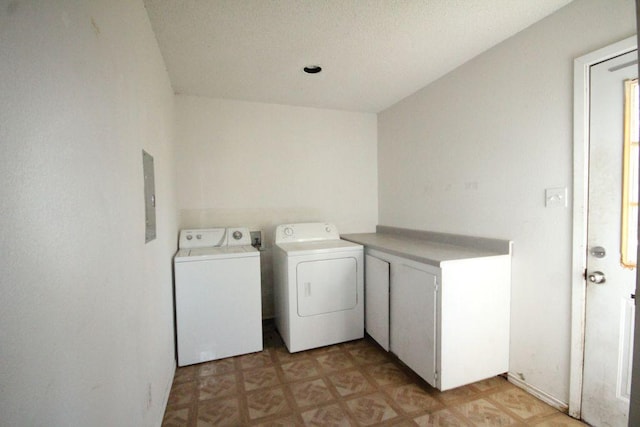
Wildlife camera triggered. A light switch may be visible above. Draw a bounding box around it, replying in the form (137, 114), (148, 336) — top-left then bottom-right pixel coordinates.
(545, 187), (567, 208)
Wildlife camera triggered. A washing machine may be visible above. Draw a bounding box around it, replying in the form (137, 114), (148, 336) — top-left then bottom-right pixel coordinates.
(174, 227), (262, 366)
(273, 222), (364, 352)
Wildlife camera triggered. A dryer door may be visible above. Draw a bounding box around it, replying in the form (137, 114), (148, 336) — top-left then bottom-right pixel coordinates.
(296, 257), (357, 317)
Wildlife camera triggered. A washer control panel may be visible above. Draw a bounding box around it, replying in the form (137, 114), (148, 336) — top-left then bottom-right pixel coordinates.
(227, 227), (252, 246)
(275, 222), (339, 243)
(179, 228), (227, 249)
(179, 227), (253, 248)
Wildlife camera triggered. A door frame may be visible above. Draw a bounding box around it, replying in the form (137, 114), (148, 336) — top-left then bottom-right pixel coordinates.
(570, 35), (637, 419)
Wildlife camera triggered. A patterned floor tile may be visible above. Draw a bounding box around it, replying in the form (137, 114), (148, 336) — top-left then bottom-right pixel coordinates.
(437, 384), (478, 405)
(239, 351), (273, 370)
(199, 357), (236, 377)
(346, 392), (399, 425)
(301, 403), (354, 426)
(340, 339), (373, 351)
(315, 351), (355, 373)
(281, 359), (320, 382)
(471, 376), (508, 392)
(531, 413), (588, 426)
(347, 345), (390, 365)
(368, 362), (410, 387)
(308, 344), (343, 356)
(489, 387), (557, 420)
(173, 365), (199, 384)
(246, 386), (291, 420)
(196, 396), (242, 427)
(162, 325), (570, 427)
(273, 346), (310, 364)
(328, 369), (376, 397)
(414, 408), (470, 426)
(390, 420), (421, 427)
(253, 414), (304, 427)
(162, 406), (193, 427)
(453, 398), (519, 426)
(386, 383), (443, 414)
(289, 378), (334, 408)
(198, 373), (238, 400)
(167, 381), (198, 406)
(243, 365), (281, 391)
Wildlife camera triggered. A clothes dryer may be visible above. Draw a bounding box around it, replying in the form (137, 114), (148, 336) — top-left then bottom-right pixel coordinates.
(273, 223), (363, 352)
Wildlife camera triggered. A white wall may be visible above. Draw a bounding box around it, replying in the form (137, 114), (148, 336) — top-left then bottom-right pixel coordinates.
(175, 95), (378, 317)
(378, 0), (636, 405)
(0, 1), (177, 426)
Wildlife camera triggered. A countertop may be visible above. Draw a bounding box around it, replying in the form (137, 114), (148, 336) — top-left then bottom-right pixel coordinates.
(342, 226), (511, 267)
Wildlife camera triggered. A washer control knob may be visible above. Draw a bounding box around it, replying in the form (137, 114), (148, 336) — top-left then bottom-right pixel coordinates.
(186, 235), (193, 240)
(232, 230), (243, 240)
(284, 227), (294, 236)
(325, 226), (331, 233)
(196, 234), (202, 239)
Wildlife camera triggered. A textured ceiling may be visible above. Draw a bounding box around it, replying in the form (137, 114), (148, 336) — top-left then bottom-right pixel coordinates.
(144, 0), (573, 113)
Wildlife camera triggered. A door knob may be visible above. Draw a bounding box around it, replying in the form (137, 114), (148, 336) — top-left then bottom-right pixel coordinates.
(588, 271), (606, 284)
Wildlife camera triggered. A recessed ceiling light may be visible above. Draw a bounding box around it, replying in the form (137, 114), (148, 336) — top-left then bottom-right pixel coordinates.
(303, 65), (322, 74)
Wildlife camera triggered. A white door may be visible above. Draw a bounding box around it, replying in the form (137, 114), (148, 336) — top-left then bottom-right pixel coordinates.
(582, 49), (638, 426)
(365, 254), (390, 350)
(296, 258), (357, 316)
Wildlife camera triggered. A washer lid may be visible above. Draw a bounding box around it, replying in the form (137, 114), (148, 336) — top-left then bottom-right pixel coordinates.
(276, 239), (362, 256)
(174, 245), (259, 262)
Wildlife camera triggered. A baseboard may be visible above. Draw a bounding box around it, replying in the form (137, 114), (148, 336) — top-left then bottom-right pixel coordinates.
(507, 372), (569, 413)
(158, 361), (176, 424)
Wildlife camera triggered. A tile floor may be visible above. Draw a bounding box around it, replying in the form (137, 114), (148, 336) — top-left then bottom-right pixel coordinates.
(162, 323), (586, 426)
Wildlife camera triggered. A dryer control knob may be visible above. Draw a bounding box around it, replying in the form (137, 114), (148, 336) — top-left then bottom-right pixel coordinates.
(196, 234), (202, 239)
(186, 235), (193, 240)
(284, 227), (294, 236)
(325, 226), (331, 233)
(232, 230), (243, 240)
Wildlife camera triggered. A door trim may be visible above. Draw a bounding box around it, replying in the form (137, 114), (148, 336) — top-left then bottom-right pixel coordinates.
(571, 35), (637, 419)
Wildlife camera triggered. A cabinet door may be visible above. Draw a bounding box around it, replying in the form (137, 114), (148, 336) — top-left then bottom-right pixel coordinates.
(365, 254), (390, 350)
(390, 263), (437, 387)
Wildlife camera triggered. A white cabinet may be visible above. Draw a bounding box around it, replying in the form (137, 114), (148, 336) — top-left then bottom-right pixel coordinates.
(365, 248), (510, 391)
(391, 263), (437, 385)
(364, 254), (390, 350)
